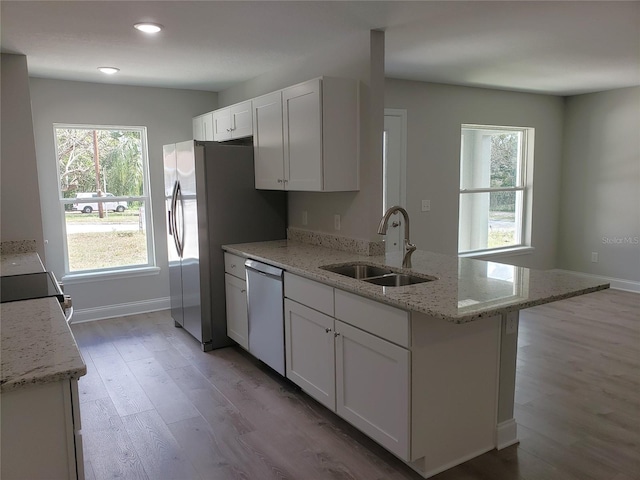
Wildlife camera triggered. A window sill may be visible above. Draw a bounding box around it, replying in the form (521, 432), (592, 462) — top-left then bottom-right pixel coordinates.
(459, 246), (535, 261)
(62, 266), (160, 284)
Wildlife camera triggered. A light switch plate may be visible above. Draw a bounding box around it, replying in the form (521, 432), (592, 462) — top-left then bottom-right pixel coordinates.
(421, 200), (431, 212)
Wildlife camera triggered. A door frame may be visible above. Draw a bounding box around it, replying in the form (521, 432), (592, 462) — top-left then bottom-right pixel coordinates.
(383, 108), (408, 211)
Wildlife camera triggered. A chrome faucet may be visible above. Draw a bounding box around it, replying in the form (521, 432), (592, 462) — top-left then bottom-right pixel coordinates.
(377, 206), (417, 268)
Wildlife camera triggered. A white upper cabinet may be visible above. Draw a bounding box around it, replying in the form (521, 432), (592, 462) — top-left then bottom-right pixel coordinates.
(193, 101), (253, 142)
(193, 112), (213, 141)
(253, 91), (285, 190)
(252, 77), (359, 192)
(230, 101), (253, 138)
(282, 79), (323, 191)
(212, 108), (232, 141)
(213, 100), (253, 141)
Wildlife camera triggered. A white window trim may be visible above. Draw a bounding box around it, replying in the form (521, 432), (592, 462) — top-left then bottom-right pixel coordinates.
(62, 266), (160, 284)
(53, 123), (156, 275)
(458, 124), (535, 255)
(459, 245), (535, 260)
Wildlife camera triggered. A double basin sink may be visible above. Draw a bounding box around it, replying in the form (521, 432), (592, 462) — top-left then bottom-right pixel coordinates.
(319, 262), (435, 287)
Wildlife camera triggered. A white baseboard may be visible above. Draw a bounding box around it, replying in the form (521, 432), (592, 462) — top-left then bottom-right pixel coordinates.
(70, 297), (170, 323)
(550, 269), (640, 293)
(496, 418), (519, 450)
(409, 444), (496, 479)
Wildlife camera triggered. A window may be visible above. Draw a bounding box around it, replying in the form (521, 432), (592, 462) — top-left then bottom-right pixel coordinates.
(54, 125), (155, 273)
(458, 124), (534, 255)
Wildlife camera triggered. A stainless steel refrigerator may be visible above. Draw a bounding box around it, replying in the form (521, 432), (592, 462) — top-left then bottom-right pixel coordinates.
(164, 140), (286, 351)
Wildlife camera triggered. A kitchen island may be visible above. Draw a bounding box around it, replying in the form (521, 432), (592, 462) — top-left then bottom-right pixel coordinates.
(1, 249), (87, 480)
(223, 239), (609, 478)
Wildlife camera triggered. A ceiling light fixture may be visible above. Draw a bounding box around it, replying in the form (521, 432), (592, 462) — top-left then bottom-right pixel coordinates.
(134, 22), (163, 34)
(98, 67), (120, 75)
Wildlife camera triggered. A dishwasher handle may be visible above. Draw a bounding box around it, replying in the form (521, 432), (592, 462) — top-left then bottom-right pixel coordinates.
(245, 259), (283, 279)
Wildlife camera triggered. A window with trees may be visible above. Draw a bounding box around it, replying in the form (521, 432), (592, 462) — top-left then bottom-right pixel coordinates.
(458, 124), (534, 255)
(55, 125), (155, 273)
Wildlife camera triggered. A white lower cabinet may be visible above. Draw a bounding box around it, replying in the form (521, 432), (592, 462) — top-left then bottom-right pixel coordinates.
(284, 299), (335, 410)
(224, 253), (249, 350)
(224, 273), (248, 350)
(335, 319), (410, 460)
(280, 271), (500, 477)
(283, 273), (411, 461)
(1, 378), (84, 479)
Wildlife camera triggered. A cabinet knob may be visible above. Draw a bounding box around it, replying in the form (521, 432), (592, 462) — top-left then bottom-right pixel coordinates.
(241, 289), (246, 293)
(334, 332), (341, 337)
(325, 327), (332, 333)
(277, 179), (283, 183)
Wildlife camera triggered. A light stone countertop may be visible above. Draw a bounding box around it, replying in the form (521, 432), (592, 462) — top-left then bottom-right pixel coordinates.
(1, 252), (86, 393)
(0, 252), (45, 276)
(223, 240), (610, 323)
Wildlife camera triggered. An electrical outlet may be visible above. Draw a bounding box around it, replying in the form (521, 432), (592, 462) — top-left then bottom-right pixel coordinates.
(334, 214), (341, 231)
(302, 211), (308, 226)
(421, 199), (431, 212)
(591, 252), (598, 263)
(505, 314), (518, 335)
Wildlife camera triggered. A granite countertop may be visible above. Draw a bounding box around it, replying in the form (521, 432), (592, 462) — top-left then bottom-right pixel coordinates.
(1, 252), (86, 393)
(223, 240), (610, 323)
(0, 252), (45, 276)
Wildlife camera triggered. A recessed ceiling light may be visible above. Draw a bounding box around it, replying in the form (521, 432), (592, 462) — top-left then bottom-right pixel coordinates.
(134, 22), (163, 34)
(98, 67), (120, 75)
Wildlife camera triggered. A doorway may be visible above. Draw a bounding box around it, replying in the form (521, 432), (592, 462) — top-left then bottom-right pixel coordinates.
(383, 109), (407, 254)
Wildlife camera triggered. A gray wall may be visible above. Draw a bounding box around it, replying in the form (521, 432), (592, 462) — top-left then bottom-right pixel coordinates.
(29, 78), (217, 312)
(558, 87), (640, 282)
(219, 30), (385, 241)
(1, 54), (45, 258)
(385, 79), (565, 270)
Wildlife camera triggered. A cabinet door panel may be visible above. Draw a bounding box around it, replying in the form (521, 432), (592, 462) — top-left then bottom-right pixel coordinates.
(283, 79), (322, 191)
(193, 113), (213, 141)
(193, 116), (204, 141)
(335, 320), (410, 460)
(253, 92), (285, 190)
(213, 108), (231, 141)
(230, 101), (253, 138)
(284, 299), (335, 410)
(225, 273), (248, 350)
(202, 112), (214, 141)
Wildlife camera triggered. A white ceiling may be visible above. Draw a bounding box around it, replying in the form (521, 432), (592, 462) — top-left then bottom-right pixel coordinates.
(2, 1), (639, 96)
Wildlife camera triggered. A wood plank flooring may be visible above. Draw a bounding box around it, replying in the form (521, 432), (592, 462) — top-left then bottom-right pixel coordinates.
(71, 288), (640, 480)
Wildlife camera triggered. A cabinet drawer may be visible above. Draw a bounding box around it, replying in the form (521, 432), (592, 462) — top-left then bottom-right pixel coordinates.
(284, 272), (334, 316)
(335, 290), (410, 347)
(224, 253), (246, 280)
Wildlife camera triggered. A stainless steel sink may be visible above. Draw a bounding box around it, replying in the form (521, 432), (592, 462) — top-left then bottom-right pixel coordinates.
(320, 263), (393, 279)
(363, 273), (434, 287)
(320, 262), (435, 287)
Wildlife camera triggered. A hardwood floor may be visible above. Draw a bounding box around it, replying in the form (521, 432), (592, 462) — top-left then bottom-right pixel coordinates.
(71, 288), (640, 480)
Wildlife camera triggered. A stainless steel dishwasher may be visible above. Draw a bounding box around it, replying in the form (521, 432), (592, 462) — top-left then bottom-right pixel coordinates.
(244, 259), (285, 375)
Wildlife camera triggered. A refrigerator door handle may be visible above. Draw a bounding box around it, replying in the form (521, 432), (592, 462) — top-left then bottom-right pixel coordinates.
(175, 180), (185, 258)
(168, 210), (173, 236)
(170, 180), (182, 256)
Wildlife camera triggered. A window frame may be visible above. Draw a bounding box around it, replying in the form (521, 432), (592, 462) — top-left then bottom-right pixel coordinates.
(458, 123), (534, 257)
(53, 123), (156, 276)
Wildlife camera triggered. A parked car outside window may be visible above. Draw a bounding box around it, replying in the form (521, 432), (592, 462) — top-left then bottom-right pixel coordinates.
(72, 192), (128, 214)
